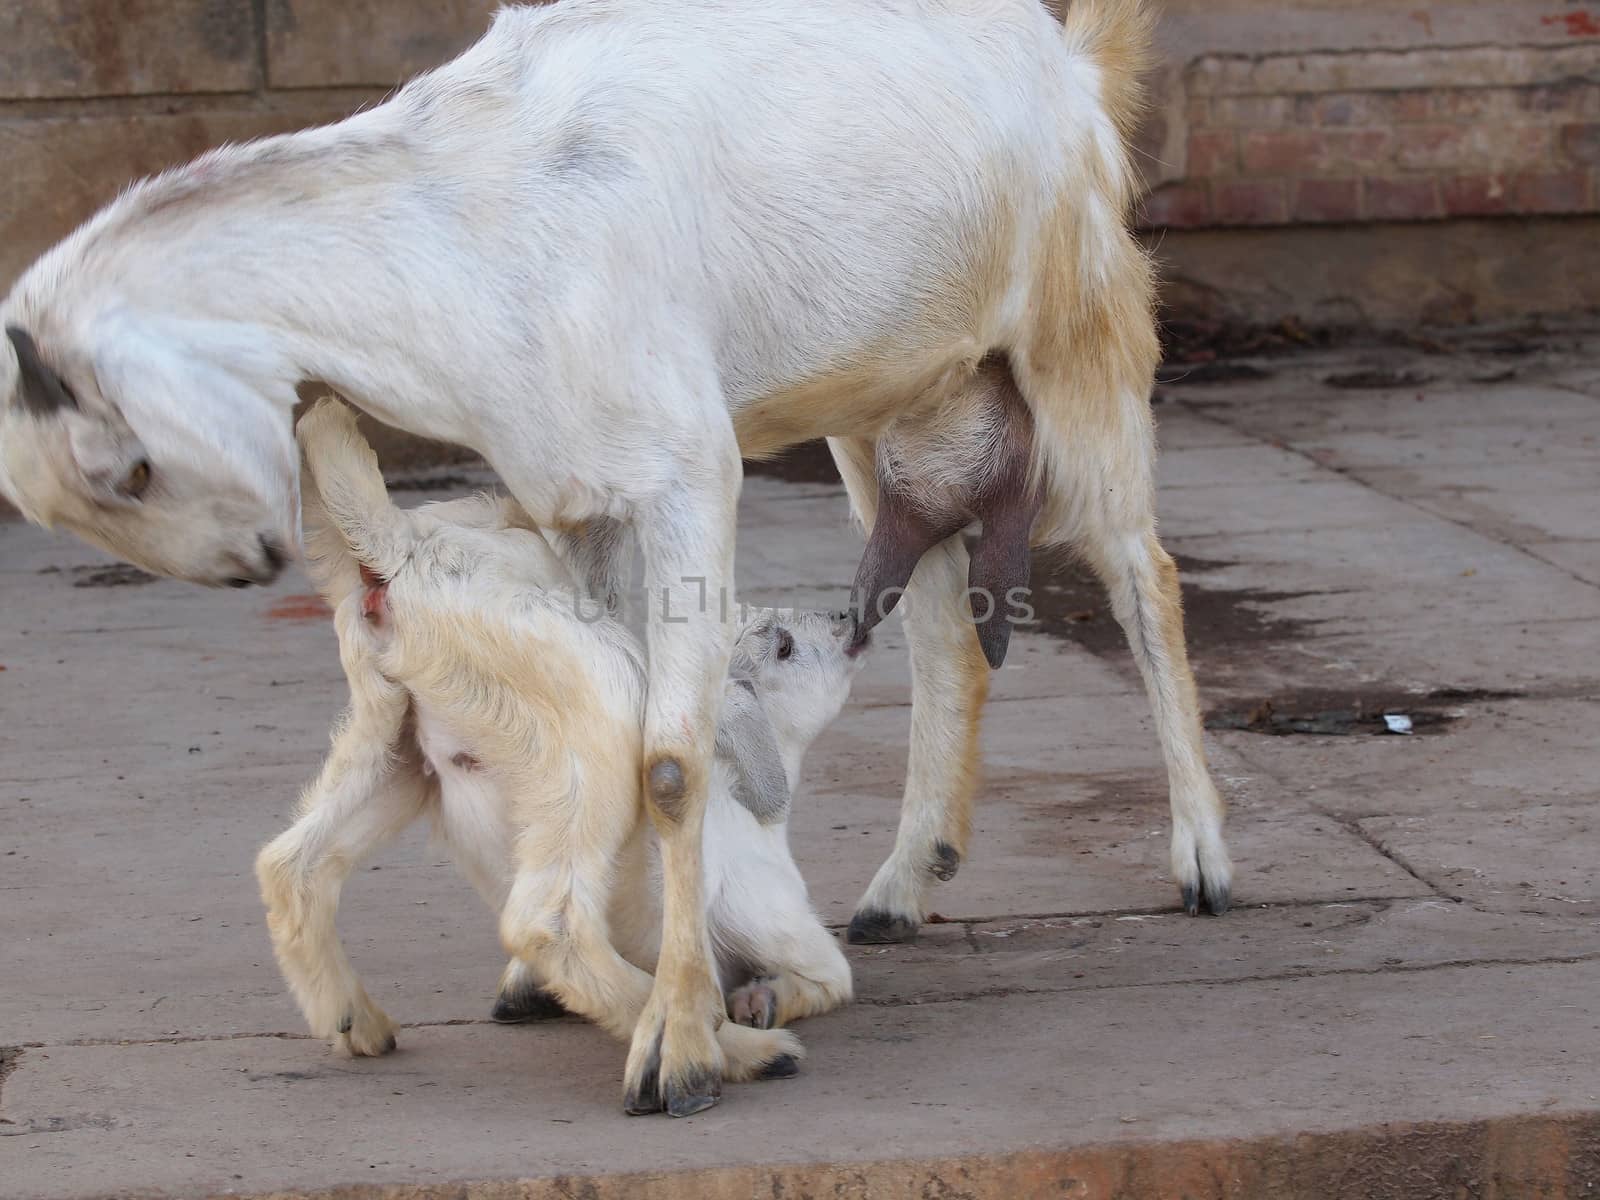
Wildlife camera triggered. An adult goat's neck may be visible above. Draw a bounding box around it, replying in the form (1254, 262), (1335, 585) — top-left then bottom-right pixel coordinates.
(25, 108), (443, 420)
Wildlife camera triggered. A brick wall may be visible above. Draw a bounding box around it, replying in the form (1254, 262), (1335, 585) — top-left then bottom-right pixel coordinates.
(0, 1), (504, 289)
(2, 1), (1599, 325)
(1143, 43), (1600, 230)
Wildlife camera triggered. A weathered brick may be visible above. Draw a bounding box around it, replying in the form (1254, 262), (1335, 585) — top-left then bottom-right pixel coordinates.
(1364, 176), (1443, 221)
(1186, 130), (1237, 178)
(1184, 98), (1211, 127)
(1212, 180), (1287, 226)
(1239, 131), (1317, 174)
(1393, 123), (1554, 171)
(1511, 81), (1597, 117)
(267, 0), (505, 88)
(1210, 96), (1294, 128)
(1429, 90), (1500, 121)
(1241, 129), (1388, 175)
(1, 108), (354, 290)
(1133, 68), (1187, 191)
(1139, 182), (1212, 229)
(1291, 178), (1361, 223)
(1511, 171), (1589, 213)
(1315, 91), (1430, 127)
(1562, 123), (1600, 166)
(0, 0), (257, 99)
(1440, 174), (1512, 217)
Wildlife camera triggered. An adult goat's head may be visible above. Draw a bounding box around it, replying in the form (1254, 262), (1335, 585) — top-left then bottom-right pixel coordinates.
(1, 306), (299, 588)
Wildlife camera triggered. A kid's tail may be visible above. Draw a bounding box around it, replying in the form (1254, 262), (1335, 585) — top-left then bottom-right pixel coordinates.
(296, 397), (411, 600)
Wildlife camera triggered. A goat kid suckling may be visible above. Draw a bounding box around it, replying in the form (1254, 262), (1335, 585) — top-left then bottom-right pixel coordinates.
(256, 401), (856, 1096)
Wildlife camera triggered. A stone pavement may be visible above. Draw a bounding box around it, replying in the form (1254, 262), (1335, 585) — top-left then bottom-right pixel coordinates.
(3, 329), (1599, 1199)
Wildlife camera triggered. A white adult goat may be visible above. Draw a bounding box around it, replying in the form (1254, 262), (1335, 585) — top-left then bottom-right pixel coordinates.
(0, 0), (1232, 1116)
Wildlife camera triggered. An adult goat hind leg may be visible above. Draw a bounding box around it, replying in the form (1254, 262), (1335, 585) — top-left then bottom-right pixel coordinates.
(830, 436), (990, 944)
(623, 412), (745, 1117)
(1072, 497), (1231, 914)
(1015, 278), (1232, 916)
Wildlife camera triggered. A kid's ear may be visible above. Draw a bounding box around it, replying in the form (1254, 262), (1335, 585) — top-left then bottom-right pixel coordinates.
(715, 677), (791, 824)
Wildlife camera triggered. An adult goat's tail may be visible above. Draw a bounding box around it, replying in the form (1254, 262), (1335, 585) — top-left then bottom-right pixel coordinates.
(296, 397), (411, 599)
(1060, 0), (1156, 144)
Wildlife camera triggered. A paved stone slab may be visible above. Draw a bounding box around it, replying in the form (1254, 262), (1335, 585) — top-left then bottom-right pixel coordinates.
(6, 340), (1600, 1198)
(1360, 801), (1600, 916)
(5, 957), (1598, 1200)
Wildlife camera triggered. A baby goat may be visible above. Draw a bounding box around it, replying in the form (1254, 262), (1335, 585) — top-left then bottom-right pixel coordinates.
(256, 400), (855, 1094)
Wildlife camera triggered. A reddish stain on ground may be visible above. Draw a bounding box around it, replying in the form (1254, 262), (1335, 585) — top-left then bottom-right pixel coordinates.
(1543, 11), (1600, 35)
(267, 594), (332, 622)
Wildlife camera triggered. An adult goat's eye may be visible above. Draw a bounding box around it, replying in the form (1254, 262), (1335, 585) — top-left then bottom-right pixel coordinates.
(122, 459), (152, 499)
(775, 628), (795, 660)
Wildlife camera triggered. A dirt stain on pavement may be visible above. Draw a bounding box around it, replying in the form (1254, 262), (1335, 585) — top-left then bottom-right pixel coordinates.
(1025, 551), (1319, 662)
(1205, 687), (1522, 737)
(39, 563), (159, 588)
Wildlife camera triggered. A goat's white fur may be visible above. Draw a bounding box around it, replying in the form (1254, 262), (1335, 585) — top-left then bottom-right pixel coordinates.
(2, 0), (1231, 1106)
(259, 400), (855, 1077)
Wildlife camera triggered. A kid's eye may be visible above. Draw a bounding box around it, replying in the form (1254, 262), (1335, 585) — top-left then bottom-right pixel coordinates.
(775, 628), (794, 660)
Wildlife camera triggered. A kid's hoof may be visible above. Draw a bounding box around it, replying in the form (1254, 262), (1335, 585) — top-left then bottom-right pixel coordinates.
(490, 987), (568, 1024)
(728, 980), (777, 1029)
(758, 1054), (800, 1080)
(847, 908), (919, 945)
(666, 1071), (722, 1118)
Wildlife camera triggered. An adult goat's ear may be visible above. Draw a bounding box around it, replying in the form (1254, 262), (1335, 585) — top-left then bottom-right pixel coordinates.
(6, 326), (79, 416)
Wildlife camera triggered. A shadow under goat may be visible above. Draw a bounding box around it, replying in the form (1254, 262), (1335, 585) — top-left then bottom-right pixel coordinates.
(256, 400), (858, 1099)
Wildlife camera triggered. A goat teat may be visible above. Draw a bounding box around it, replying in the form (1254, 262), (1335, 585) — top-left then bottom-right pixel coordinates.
(848, 357), (1042, 669)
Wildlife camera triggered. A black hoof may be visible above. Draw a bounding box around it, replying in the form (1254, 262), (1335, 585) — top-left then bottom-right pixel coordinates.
(382, 1033), (397, 1054)
(847, 908), (920, 945)
(1181, 880), (1231, 917)
(666, 1069), (722, 1118)
(490, 986), (568, 1024)
(758, 1054), (800, 1080)
(931, 841), (961, 882)
(1205, 881), (1232, 916)
(623, 1030), (664, 1116)
(336, 1012), (353, 1034)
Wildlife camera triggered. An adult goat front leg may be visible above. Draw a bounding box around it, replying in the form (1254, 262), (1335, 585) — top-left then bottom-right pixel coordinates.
(623, 429), (745, 1117)
(829, 436), (990, 944)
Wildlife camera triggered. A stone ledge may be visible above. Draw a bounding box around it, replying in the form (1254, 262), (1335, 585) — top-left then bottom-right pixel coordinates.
(237, 1112), (1600, 1200)
(1188, 44), (1600, 98)
(0, 0), (258, 100)
(265, 0), (505, 89)
(0, 106), (358, 289)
